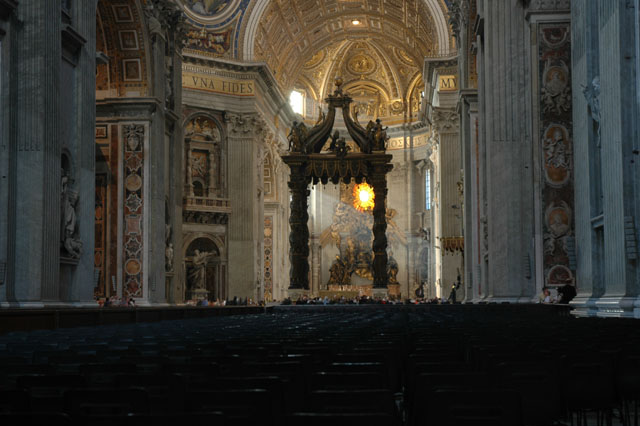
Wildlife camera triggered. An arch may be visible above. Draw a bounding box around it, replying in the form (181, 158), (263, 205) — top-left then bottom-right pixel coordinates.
(183, 111), (227, 141)
(241, 0), (452, 63)
(241, 0), (270, 61)
(96, 0), (151, 98)
(182, 232), (226, 258)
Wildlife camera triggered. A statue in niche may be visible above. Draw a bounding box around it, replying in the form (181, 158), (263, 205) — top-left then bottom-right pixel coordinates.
(165, 243), (174, 272)
(387, 251), (399, 285)
(143, 2), (164, 40)
(188, 249), (211, 290)
(186, 150), (194, 192)
(165, 218), (173, 272)
(165, 56), (174, 108)
(328, 255), (348, 285)
(582, 76), (601, 147)
(61, 169), (83, 259)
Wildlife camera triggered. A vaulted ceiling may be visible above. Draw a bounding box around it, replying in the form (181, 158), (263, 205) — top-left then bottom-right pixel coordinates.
(253, 0), (449, 97)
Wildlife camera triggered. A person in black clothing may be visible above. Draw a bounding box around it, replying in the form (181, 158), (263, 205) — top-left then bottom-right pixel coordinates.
(415, 282), (425, 299)
(557, 284), (576, 304)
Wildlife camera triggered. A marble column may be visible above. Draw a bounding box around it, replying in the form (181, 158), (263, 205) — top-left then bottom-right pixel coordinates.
(432, 108), (463, 298)
(67, 0), (98, 304)
(226, 113), (266, 299)
(592, 0), (640, 317)
(459, 91), (479, 302)
(475, 0), (535, 302)
(0, 0), (18, 297)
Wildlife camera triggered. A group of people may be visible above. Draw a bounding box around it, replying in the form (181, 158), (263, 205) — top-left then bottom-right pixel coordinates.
(282, 294), (404, 305)
(540, 284), (577, 304)
(100, 297), (136, 307)
(183, 297), (263, 307)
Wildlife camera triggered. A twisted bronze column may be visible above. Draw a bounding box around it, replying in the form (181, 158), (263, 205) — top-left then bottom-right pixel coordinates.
(288, 169), (310, 290)
(370, 170), (389, 289)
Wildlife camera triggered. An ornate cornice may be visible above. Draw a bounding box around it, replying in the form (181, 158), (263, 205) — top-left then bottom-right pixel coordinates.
(524, 0), (571, 13)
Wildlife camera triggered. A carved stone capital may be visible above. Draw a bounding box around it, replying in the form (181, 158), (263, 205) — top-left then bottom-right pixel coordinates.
(431, 108), (460, 133)
(224, 112), (265, 137)
(144, 0), (188, 46)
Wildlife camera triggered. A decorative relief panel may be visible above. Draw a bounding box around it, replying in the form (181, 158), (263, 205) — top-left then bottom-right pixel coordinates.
(264, 216), (273, 302)
(538, 23), (575, 287)
(122, 124), (145, 299)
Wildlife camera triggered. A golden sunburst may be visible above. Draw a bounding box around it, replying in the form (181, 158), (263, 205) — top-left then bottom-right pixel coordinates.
(353, 183), (375, 212)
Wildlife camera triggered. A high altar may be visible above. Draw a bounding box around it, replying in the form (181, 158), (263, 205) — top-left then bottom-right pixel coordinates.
(282, 79), (396, 298)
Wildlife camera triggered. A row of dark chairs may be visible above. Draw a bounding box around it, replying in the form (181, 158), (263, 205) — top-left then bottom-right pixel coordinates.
(0, 308), (639, 425)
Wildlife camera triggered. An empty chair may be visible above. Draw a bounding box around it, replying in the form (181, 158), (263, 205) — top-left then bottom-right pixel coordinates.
(0, 412), (72, 426)
(0, 389), (30, 413)
(286, 412), (397, 426)
(63, 388), (149, 416)
(424, 389), (523, 426)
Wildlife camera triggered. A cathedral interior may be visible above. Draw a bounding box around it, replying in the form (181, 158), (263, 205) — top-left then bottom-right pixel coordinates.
(1, 0), (640, 316)
(1, 0), (640, 424)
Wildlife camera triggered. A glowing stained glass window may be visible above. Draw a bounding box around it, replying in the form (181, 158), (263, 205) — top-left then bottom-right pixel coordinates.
(289, 90), (304, 115)
(425, 171), (431, 210)
(353, 183), (375, 212)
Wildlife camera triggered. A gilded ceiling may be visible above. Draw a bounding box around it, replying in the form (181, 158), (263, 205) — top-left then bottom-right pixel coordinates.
(253, 0), (447, 124)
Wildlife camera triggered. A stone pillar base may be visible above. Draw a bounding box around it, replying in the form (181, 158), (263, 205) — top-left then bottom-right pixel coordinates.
(287, 288), (310, 300)
(387, 283), (400, 297)
(187, 288), (209, 301)
(372, 287), (389, 299)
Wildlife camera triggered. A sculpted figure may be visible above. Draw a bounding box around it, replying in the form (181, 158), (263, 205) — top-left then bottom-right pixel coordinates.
(287, 121), (307, 152)
(61, 184), (82, 259)
(387, 251), (399, 284)
(328, 255), (346, 285)
(165, 243), (174, 272)
(188, 249), (210, 290)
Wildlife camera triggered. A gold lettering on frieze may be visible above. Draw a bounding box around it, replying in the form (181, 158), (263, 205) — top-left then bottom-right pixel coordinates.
(439, 75), (458, 92)
(183, 71), (255, 97)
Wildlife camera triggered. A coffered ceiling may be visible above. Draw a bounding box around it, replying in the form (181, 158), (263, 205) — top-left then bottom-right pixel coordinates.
(253, 0), (448, 99)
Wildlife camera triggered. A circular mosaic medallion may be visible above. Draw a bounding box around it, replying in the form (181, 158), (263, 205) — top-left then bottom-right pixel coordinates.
(125, 174), (142, 192)
(347, 54), (376, 75)
(125, 259), (141, 275)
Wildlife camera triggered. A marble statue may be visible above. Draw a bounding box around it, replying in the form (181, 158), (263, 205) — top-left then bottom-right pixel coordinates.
(61, 171), (82, 259)
(387, 251), (399, 284)
(165, 243), (174, 272)
(188, 249), (210, 290)
(328, 255), (347, 285)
